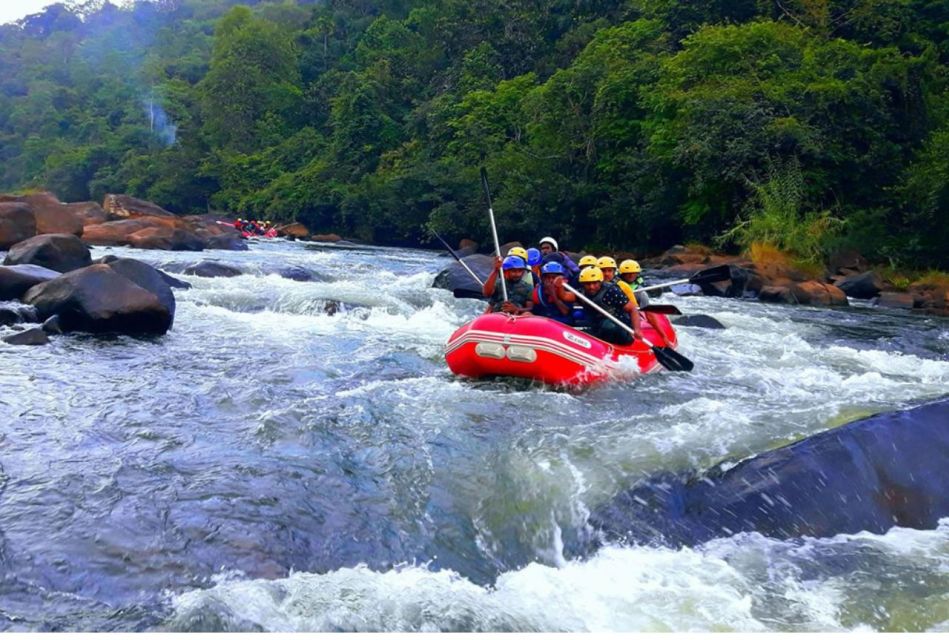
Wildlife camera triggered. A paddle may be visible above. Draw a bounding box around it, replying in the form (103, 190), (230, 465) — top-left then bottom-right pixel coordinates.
(640, 304), (682, 315)
(452, 287), (487, 300)
(563, 283), (695, 372)
(432, 230), (485, 287)
(480, 167), (507, 302)
(638, 264), (733, 294)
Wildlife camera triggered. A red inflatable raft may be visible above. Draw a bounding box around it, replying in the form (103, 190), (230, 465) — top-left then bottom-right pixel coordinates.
(445, 312), (678, 385)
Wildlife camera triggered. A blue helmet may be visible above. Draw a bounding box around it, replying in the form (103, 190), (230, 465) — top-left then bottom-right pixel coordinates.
(502, 255), (526, 270)
(541, 261), (564, 275)
(527, 248), (542, 266)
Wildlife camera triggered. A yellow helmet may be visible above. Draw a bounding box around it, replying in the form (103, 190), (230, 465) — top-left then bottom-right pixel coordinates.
(596, 256), (617, 270)
(578, 255), (597, 268)
(579, 266), (604, 283)
(619, 259), (642, 274)
(507, 246), (528, 261)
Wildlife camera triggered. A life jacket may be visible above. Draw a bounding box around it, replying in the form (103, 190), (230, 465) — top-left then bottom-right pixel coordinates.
(531, 285), (573, 324)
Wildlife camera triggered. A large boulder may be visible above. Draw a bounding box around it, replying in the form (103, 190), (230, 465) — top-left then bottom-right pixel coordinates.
(591, 399), (949, 547)
(19, 192), (84, 237)
(0, 202), (36, 250)
(0, 264), (61, 300)
(3, 234), (91, 273)
(432, 254), (495, 292)
(67, 201), (110, 226)
(789, 281), (848, 306)
(82, 219), (156, 246)
(23, 264), (173, 335)
(103, 194), (176, 219)
(205, 235), (248, 251)
(128, 227), (206, 251)
(836, 271), (884, 299)
(276, 222), (309, 239)
(106, 258), (177, 324)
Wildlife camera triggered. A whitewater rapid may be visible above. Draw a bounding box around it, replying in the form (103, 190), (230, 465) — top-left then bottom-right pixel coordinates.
(1, 239), (946, 631)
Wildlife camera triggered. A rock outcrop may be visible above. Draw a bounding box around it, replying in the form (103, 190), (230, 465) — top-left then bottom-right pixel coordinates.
(0, 264), (61, 300)
(3, 233), (92, 273)
(0, 202), (36, 250)
(591, 399), (949, 547)
(18, 192), (84, 237)
(23, 264), (173, 335)
(431, 254), (495, 293)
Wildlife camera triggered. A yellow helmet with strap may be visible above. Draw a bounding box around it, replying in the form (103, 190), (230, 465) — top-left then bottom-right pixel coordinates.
(507, 246), (528, 261)
(596, 256), (617, 270)
(579, 266), (604, 283)
(578, 255), (597, 268)
(619, 259), (641, 274)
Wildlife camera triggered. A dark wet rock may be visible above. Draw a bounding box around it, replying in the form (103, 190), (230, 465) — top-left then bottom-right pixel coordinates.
(205, 235), (248, 251)
(2, 327), (49, 346)
(324, 300), (339, 316)
(106, 258), (176, 324)
(0, 264), (62, 300)
(836, 271), (884, 299)
(591, 399), (949, 547)
(23, 264), (173, 335)
(183, 261), (242, 278)
(0, 202), (37, 250)
(94, 254), (119, 264)
(874, 291), (915, 310)
(41, 314), (63, 334)
(158, 270), (192, 290)
(277, 266), (319, 282)
(0, 305), (21, 326)
(3, 233), (92, 273)
(432, 254), (494, 292)
(671, 314), (726, 329)
(0, 302), (38, 325)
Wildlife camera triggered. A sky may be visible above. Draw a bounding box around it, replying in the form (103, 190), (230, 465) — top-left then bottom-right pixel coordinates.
(0, 0), (132, 25)
(0, 0), (61, 25)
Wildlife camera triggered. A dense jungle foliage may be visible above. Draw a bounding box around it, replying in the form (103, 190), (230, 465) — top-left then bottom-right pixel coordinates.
(1, 0), (946, 267)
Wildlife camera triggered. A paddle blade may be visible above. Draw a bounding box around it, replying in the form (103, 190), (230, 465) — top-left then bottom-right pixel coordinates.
(453, 287), (486, 300)
(688, 264), (733, 286)
(651, 345), (695, 372)
(641, 304), (682, 315)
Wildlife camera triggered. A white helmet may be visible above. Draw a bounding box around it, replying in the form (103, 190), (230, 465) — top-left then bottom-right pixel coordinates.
(538, 236), (558, 251)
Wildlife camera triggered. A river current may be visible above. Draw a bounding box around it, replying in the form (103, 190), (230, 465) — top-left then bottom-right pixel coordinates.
(1, 239), (947, 631)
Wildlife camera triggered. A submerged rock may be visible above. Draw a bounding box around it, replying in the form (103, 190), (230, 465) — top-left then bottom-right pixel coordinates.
(2, 327), (49, 346)
(591, 399), (949, 546)
(184, 261), (242, 278)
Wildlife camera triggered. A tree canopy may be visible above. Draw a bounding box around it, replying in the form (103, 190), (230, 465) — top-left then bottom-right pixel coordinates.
(0, 0), (946, 267)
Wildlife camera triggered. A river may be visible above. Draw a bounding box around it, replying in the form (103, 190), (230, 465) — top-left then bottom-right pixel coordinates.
(1, 239), (947, 631)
